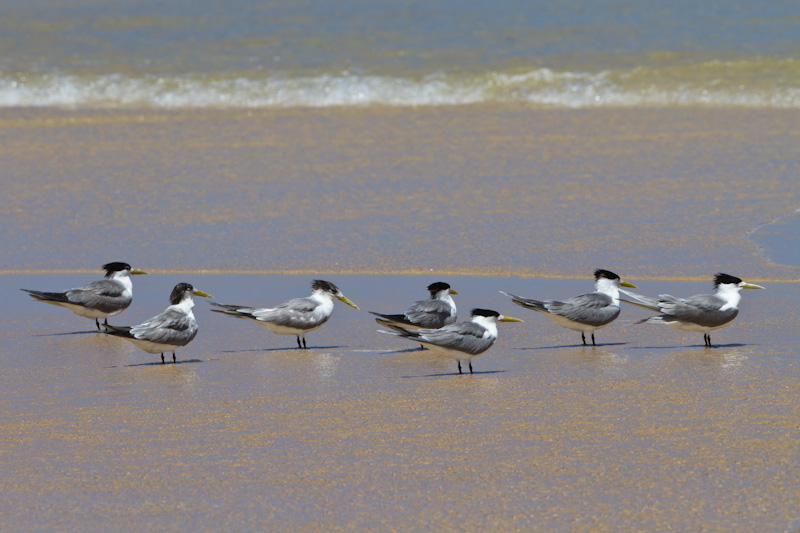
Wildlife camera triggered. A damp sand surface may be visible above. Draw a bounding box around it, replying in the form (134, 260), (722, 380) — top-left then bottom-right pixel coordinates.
(1, 105), (800, 530)
(1, 106), (799, 279)
(2, 273), (799, 531)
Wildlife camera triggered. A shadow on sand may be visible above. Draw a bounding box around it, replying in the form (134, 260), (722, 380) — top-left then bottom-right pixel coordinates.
(123, 358), (205, 368)
(514, 342), (628, 350)
(219, 345), (347, 354)
(628, 343), (750, 350)
(400, 369), (508, 379)
(33, 329), (104, 337)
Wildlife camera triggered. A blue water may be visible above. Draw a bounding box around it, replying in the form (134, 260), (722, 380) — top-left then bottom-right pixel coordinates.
(751, 210), (800, 268)
(1, 0), (798, 108)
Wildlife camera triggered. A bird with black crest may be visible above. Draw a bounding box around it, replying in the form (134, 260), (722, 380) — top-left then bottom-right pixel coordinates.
(501, 269), (637, 346)
(104, 282), (213, 364)
(21, 262), (148, 330)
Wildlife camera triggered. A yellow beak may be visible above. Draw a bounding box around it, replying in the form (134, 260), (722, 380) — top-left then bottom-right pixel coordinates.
(338, 295), (360, 310)
(194, 290), (214, 299)
(742, 283), (765, 290)
(621, 281), (638, 288)
(499, 316), (524, 323)
(449, 289), (459, 295)
(132, 269), (148, 275)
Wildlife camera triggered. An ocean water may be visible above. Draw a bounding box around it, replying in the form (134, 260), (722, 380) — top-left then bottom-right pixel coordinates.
(1, 0), (799, 108)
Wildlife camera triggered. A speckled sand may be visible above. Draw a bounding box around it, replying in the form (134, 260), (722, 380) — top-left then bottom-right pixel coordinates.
(1, 107), (798, 530)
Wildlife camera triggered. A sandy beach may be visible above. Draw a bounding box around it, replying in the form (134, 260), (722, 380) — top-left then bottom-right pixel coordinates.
(1, 104), (799, 531)
(2, 106), (798, 279)
(2, 272), (799, 531)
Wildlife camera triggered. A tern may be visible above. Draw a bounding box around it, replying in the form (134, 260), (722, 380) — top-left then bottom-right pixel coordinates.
(104, 282), (213, 364)
(380, 308), (522, 374)
(370, 281), (458, 349)
(620, 273), (764, 347)
(210, 280), (359, 349)
(21, 262), (148, 330)
(501, 269), (638, 346)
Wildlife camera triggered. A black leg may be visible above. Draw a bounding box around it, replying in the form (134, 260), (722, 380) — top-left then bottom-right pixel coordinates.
(591, 333), (596, 347)
(468, 361), (473, 374)
(173, 352), (177, 364)
(302, 337), (307, 349)
(160, 353), (165, 365)
(95, 319), (101, 330)
(581, 332), (587, 346)
(457, 361), (462, 374)
(296, 336), (302, 349)
(419, 344), (425, 351)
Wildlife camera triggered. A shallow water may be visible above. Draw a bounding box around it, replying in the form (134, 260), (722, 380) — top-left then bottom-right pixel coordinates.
(2, 273), (798, 530)
(2, 106), (799, 280)
(2, 0), (799, 107)
(750, 209), (800, 269)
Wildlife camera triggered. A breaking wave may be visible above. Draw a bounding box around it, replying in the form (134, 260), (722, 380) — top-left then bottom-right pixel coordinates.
(1, 59), (798, 109)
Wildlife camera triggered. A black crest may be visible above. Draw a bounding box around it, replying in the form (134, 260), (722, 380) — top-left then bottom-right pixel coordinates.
(427, 282), (451, 294)
(714, 273), (742, 287)
(312, 280), (339, 294)
(471, 308), (501, 318)
(102, 262), (132, 277)
(170, 283), (195, 305)
(594, 269), (620, 281)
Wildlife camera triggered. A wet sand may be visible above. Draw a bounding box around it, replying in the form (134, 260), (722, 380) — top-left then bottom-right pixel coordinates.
(1, 106), (799, 530)
(3, 274), (800, 530)
(1, 106), (798, 279)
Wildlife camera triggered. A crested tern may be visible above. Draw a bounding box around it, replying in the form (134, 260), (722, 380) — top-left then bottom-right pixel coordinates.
(210, 280), (359, 349)
(620, 273), (764, 347)
(501, 269), (638, 346)
(104, 282), (213, 364)
(21, 262), (148, 330)
(380, 308), (522, 374)
(370, 282), (458, 349)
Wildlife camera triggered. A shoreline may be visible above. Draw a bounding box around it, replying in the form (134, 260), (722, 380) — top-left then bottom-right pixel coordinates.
(2, 105), (798, 279)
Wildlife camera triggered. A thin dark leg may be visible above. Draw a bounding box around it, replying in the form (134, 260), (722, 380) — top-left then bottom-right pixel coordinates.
(419, 344), (425, 351)
(591, 333), (596, 347)
(457, 361), (462, 374)
(296, 336), (302, 349)
(581, 332), (587, 346)
(302, 337), (307, 349)
(103, 318), (109, 329)
(173, 352), (177, 364)
(160, 353), (165, 365)
(468, 361), (473, 374)
(95, 319), (101, 330)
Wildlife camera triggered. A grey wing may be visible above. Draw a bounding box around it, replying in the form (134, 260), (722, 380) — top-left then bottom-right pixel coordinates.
(418, 322), (494, 355)
(67, 279), (131, 313)
(209, 302), (259, 318)
(500, 291), (547, 313)
(618, 289), (661, 311)
(547, 293), (620, 327)
(405, 299), (454, 328)
(131, 308), (198, 346)
(253, 297), (324, 328)
(659, 294), (737, 327)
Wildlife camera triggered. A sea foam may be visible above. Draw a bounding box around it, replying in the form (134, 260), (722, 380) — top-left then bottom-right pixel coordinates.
(1, 61), (798, 109)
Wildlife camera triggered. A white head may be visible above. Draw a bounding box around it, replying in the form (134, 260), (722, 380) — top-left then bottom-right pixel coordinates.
(594, 269), (637, 299)
(169, 283), (214, 310)
(713, 273), (764, 308)
(427, 281), (458, 300)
